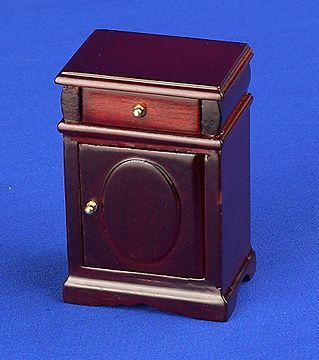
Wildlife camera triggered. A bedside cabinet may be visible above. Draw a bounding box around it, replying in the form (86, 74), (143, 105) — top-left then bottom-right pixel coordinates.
(55, 29), (255, 322)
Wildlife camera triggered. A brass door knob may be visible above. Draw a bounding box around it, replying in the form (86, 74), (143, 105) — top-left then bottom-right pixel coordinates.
(84, 200), (98, 215)
(132, 104), (146, 118)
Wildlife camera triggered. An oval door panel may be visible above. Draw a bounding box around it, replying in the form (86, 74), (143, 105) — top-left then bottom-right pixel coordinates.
(103, 159), (181, 264)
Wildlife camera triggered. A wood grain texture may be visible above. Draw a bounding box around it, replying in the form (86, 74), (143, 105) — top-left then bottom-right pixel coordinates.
(82, 88), (200, 135)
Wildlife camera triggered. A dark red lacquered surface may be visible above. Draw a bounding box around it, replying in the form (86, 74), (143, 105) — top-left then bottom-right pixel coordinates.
(79, 144), (204, 278)
(61, 29), (249, 88)
(82, 88), (200, 135)
(56, 29), (255, 322)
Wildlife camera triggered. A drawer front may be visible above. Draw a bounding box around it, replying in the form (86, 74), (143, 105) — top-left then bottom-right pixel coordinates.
(82, 88), (200, 135)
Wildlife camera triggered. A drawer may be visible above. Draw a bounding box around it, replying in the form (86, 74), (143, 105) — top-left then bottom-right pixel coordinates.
(82, 88), (200, 135)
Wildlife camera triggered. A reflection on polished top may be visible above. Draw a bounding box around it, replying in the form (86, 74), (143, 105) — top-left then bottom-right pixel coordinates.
(58, 29), (252, 90)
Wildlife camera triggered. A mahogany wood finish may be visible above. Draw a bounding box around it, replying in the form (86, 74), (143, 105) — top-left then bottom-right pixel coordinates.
(58, 29), (252, 92)
(55, 29), (255, 322)
(80, 145), (204, 278)
(82, 88), (200, 135)
(221, 106), (251, 291)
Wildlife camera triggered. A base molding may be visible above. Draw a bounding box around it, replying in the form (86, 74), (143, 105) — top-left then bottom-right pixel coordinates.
(64, 250), (255, 322)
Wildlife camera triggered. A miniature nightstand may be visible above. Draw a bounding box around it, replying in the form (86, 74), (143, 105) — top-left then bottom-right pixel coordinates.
(55, 29), (255, 321)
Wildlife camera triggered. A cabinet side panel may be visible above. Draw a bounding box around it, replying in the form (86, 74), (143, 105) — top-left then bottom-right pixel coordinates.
(63, 137), (83, 271)
(220, 109), (252, 292)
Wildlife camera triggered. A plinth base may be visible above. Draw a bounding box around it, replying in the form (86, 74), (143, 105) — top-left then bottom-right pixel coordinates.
(64, 251), (255, 322)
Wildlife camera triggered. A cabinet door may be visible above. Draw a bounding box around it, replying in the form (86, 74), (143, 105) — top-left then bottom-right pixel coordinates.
(79, 144), (204, 278)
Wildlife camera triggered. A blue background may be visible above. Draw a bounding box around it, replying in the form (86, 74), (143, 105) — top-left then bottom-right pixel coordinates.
(1, 1), (318, 359)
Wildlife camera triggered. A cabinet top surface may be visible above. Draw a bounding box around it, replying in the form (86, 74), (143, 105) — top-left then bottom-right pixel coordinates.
(56, 29), (252, 92)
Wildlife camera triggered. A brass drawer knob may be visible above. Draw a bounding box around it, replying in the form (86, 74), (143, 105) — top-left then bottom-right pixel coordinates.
(132, 104), (146, 118)
(84, 200), (98, 215)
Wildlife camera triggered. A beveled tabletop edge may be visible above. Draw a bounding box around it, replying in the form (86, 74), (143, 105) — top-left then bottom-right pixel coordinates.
(54, 75), (223, 100)
(59, 72), (220, 91)
(220, 46), (254, 94)
(55, 30), (253, 100)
